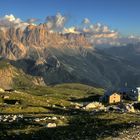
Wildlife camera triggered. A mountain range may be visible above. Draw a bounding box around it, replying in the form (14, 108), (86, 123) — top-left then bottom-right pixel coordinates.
(0, 24), (140, 89)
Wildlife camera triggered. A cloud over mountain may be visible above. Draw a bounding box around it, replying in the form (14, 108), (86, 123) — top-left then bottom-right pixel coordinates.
(63, 27), (80, 34)
(0, 14), (29, 29)
(0, 13), (139, 46)
(26, 18), (39, 24)
(82, 18), (90, 25)
(45, 13), (67, 32)
(64, 21), (119, 45)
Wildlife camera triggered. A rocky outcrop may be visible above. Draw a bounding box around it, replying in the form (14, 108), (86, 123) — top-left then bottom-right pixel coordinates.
(118, 103), (135, 113)
(84, 102), (105, 110)
(0, 24), (92, 60)
(0, 65), (14, 89)
(0, 60), (46, 89)
(46, 123), (57, 128)
(32, 77), (46, 86)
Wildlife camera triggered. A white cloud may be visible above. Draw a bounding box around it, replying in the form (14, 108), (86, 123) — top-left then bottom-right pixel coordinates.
(45, 13), (67, 32)
(0, 14), (29, 29)
(5, 14), (16, 22)
(82, 18), (90, 24)
(0, 13), (139, 46)
(64, 21), (119, 45)
(63, 27), (80, 34)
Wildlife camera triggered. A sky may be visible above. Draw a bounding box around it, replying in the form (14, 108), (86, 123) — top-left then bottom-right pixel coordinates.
(0, 0), (140, 36)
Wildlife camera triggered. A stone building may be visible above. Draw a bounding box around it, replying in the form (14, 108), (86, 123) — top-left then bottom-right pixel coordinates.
(101, 91), (121, 104)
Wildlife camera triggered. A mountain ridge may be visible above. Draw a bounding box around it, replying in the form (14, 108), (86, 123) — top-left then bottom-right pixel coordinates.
(0, 24), (140, 88)
(0, 24), (92, 60)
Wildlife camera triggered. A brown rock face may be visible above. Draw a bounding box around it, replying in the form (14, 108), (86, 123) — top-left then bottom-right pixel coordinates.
(0, 24), (92, 60)
(0, 66), (14, 89)
(0, 60), (46, 89)
(64, 33), (91, 48)
(32, 77), (46, 86)
(0, 24), (95, 87)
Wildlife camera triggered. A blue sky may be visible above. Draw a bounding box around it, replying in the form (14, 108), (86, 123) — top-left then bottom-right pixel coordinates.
(0, 0), (140, 36)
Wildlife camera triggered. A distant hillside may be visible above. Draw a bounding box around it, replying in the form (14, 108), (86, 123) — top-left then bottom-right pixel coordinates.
(0, 25), (140, 88)
(0, 59), (45, 89)
(10, 48), (140, 89)
(103, 43), (140, 65)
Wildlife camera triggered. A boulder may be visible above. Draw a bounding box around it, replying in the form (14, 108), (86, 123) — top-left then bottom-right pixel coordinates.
(75, 105), (80, 109)
(61, 116), (65, 119)
(0, 88), (4, 92)
(118, 103), (135, 113)
(3, 96), (9, 99)
(34, 118), (40, 122)
(85, 102), (105, 110)
(107, 106), (122, 112)
(74, 103), (82, 109)
(125, 104), (135, 113)
(52, 117), (57, 120)
(46, 123), (57, 128)
(13, 115), (17, 121)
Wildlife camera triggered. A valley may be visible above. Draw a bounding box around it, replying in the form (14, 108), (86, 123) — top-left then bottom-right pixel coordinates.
(0, 5), (140, 139)
(0, 24), (140, 88)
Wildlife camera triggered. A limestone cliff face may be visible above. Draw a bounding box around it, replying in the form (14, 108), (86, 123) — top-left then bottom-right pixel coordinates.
(0, 25), (140, 88)
(0, 24), (92, 60)
(0, 28), (27, 60)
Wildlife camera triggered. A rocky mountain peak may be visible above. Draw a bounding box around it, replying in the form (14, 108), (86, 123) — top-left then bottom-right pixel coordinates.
(0, 24), (93, 60)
